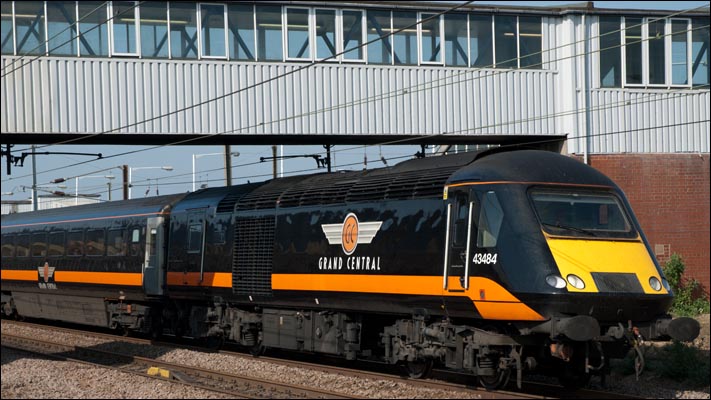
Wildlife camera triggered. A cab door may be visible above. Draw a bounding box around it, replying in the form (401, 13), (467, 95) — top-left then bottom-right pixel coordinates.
(185, 209), (208, 284)
(143, 216), (166, 296)
(443, 188), (474, 291)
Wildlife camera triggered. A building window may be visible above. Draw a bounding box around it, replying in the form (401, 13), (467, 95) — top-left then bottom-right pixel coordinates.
(495, 15), (517, 68)
(603, 17), (702, 88)
(170, 2), (198, 59)
(624, 18), (643, 85)
(111, 1), (138, 56)
(200, 3), (226, 58)
(47, 1), (77, 56)
(342, 10), (364, 61)
(648, 18), (666, 85)
(48, 232), (65, 257)
(470, 14), (493, 67)
(228, 3), (255, 61)
(671, 20), (689, 85)
(140, 1), (169, 58)
(692, 19), (709, 87)
(255, 5), (282, 61)
(286, 7), (310, 60)
(519, 16), (542, 69)
(392, 11), (417, 65)
(14, 1), (45, 55)
(599, 16), (621, 87)
(444, 13), (467, 67)
(366, 10), (391, 65)
(1, 2), (13, 54)
(315, 9), (336, 60)
(79, 1), (109, 56)
(420, 13), (442, 64)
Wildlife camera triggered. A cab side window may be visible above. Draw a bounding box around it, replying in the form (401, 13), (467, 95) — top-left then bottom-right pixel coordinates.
(452, 193), (470, 247)
(477, 191), (504, 248)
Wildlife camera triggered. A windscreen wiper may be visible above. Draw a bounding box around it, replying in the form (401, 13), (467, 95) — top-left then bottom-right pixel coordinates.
(541, 222), (597, 237)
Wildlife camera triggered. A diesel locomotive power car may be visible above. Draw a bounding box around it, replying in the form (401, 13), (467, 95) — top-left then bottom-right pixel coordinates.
(1, 149), (700, 389)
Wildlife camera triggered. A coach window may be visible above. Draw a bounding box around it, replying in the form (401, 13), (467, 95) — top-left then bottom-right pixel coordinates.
(107, 229), (127, 256)
(31, 233), (47, 258)
(444, 13), (468, 67)
(85, 229), (105, 256)
(477, 191), (504, 248)
(129, 228), (142, 256)
(67, 231), (84, 256)
(393, 11), (417, 65)
(1, 2), (13, 55)
(228, 3), (255, 61)
(315, 9), (337, 61)
(140, 1), (169, 58)
(14, 1), (45, 55)
(342, 10), (364, 61)
(255, 5), (282, 61)
(170, 2), (198, 59)
(79, 1), (109, 57)
(366, 10), (392, 64)
(1, 235), (14, 258)
(286, 7), (311, 60)
(47, 1), (77, 56)
(16, 235), (30, 257)
(48, 232), (65, 257)
(470, 14), (493, 67)
(200, 3), (227, 58)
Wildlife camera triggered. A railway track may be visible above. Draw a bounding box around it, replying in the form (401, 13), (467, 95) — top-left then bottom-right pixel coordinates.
(2, 319), (643, 399)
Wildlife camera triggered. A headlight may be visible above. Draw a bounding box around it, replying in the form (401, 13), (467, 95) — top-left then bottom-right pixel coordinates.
(649, 276), (662, 291)
(662, 278), (670, 291)
(546, 274), (567, 289)
(566, 274), (586, 289)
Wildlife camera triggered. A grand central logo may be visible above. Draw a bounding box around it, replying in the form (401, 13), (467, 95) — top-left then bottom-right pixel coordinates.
(319, 213), (383, 271)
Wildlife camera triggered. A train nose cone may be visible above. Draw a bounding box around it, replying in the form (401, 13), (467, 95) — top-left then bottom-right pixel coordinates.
(667, 317), (701, 342)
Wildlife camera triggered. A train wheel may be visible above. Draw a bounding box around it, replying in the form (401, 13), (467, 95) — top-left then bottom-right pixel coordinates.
(478, 368), (511, 390)
(249, 343), (266, 357)
(403, 359), (434, 379)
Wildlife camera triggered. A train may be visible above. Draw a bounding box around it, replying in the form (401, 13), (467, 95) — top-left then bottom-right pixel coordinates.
(1, 148), (700, 389)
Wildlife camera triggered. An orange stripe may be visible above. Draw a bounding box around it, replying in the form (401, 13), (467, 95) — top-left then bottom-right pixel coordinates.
(1, 212), (169, 229)
(54, 271), (143, 286)
(167, 272), (231, 288)
(446, 181), (613, 189)
(272, 274), (545, 321)
(1, 270), (38, 281)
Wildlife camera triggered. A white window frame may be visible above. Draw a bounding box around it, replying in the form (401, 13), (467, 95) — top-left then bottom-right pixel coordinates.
(313, 7), (338, 62)
(339, 8), (366, 63)
(621, 16), (695, 88)
(418, 12), (444, 66)
(668, 18), (692, 88)
(284, 6), (311, 61)
(109, 0), (140, 57)
(197, 2), (227, 60)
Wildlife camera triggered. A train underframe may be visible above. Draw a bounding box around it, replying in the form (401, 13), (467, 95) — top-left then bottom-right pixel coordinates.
(2, 292), (698, 390)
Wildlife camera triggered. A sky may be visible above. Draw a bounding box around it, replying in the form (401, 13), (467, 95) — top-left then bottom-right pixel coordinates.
(1, 1), (707, 202)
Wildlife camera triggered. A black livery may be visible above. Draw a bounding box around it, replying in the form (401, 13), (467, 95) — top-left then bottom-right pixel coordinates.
(1, 149), (700, 389)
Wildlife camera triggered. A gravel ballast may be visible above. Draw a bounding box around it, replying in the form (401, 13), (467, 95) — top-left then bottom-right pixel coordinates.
(2, 319), (709, 399)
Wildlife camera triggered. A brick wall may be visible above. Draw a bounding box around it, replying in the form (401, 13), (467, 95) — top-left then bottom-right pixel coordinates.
(577, 154), (710, 295)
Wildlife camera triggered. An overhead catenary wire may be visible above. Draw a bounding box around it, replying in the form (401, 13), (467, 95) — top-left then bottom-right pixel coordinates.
(2, 3), (709, 186)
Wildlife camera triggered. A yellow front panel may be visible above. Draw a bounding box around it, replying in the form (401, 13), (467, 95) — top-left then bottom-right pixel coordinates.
(545, 236), (666, 294)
